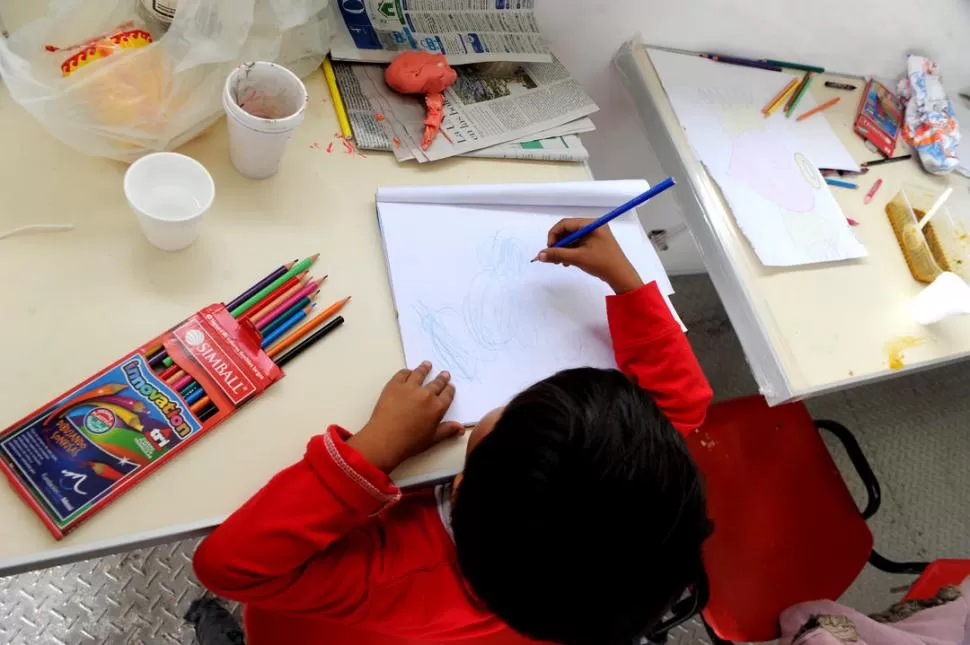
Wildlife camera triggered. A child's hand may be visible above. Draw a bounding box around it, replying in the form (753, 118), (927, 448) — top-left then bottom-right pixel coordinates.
(537, 218), (644, 294)
(347, 361), (463, 473)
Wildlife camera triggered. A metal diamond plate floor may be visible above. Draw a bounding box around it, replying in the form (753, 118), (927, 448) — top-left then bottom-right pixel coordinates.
(0, 540), (205, 645)
(2, 274), (968, 644)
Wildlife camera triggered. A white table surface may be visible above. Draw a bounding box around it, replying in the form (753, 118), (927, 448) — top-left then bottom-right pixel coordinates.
(619, 43), (970, 405)
(0, 70), (589, 576)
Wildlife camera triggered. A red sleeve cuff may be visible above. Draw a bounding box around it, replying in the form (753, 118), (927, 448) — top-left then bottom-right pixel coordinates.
(305, 426), (401, 517)
(606, 282), (679, 343)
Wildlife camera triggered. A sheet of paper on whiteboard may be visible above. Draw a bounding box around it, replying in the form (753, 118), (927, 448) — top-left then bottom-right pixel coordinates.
(649, 49), (867, 266)
(377, 180), (677, 423)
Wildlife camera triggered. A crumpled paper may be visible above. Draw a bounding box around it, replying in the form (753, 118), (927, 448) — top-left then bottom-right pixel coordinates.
(896, 55), (968, 176)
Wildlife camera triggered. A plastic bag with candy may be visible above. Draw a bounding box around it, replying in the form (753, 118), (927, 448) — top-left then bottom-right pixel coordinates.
(896, 55), (967, 176)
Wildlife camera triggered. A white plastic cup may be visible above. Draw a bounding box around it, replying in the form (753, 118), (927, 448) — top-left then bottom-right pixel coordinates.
(124, 152), (215, 251)
(223, 62), (309, 179)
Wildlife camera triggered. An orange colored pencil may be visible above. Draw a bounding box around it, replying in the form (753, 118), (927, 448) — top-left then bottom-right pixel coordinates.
(268, 296), (351, 359)
(239, 273), (305, 322)
(190, 396), (210, 414)
(795, 96), (840, 121)
(761, 77), (799, 116)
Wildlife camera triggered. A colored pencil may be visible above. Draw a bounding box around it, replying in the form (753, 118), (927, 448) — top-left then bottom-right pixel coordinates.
(157, 273), (306, 369)
(185, 386), (207, 406)
(796, 97), (839, 121)
(535, 178), (676, 260)
(825, 178), (858, 189)
(172, 288), (317, 400)
(199, 405), (219, 422)
(762, 78), (799, 116)
(763, 59), (824, 74)
(700, 53), (782, 72)
(261, 305), (313, 349)
(262, 297), (314, 337)
(171, 372), (194, 392)
(190, 312), (348, 417)
(152, 260), (300, 369)
(238, 274), (304, 322)
(275, 316), (345, 367)
(180, 382), (201, 398)
(225, 261), (295, 311)
(862, 155), (912, 167)
(159, 364), (180, 380)
(255, 279), (323, 328)
(246, 274), (310, 326)
(230, 254), (319, 318)
(149, 348), (172, 369)
(267, 297), (351, 359)
(765, 82), (799, 118)
(784, 72), (813, 116)
(322, 56), (353, 139)
(863, 179), (884, 205)
(190, 396), (210, 414)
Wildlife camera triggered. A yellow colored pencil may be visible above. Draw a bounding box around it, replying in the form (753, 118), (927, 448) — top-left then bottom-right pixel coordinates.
(322, 56), (353, 139)
(762, 78), (799, 116)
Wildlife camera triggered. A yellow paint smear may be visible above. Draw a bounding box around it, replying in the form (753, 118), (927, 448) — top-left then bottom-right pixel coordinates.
(886, 336), (924, 370)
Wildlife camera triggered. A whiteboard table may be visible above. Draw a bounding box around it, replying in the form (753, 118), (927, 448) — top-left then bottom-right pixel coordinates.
(0, 71), (589, 576)
(618, 42), (970, 405)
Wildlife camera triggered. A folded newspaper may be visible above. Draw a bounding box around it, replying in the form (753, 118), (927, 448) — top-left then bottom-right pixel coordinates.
(333, 59), (598, 162)
(330, 0), (552, 64)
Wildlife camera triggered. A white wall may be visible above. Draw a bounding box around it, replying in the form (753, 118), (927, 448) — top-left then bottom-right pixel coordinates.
(536, 1), (970, 274)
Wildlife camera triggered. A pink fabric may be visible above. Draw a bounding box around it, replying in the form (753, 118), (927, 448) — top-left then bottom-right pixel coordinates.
(781, 578), (970, 645)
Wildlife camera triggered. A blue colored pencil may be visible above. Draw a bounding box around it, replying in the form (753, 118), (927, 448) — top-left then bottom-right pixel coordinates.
(536, 177), (676, 259)
(261, 297), (312, 336)
(185, 386), (207, 406)
(180, 381), (201, 398)
(825, 178), (858, 189)
(261, 306), (313, 348)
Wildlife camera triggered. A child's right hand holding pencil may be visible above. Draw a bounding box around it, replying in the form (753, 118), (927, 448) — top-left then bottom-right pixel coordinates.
(537, 218), (644, 294)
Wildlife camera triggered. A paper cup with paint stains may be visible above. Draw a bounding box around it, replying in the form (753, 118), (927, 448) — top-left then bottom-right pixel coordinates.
(223, 62), (308, 179)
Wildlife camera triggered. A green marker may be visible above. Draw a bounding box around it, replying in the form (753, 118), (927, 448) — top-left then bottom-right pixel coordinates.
(230, 253), (319, 317)
(764, 59), (824, 74)
(785, 74), (814, 118)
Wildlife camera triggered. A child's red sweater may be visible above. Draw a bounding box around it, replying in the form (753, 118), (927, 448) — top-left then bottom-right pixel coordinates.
(193, 282), (713, 644)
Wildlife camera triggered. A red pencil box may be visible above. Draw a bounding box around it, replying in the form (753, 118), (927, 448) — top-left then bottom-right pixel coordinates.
(0, 304), (283, 539)
(854, 79), (903, 158)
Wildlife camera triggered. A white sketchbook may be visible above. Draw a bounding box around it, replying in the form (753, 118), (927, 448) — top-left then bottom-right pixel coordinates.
(649, 49), (867, 267)
(377, 180), (678, 423)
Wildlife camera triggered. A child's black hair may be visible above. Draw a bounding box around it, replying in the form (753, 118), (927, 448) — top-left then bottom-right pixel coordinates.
(452, 367), (708, 645)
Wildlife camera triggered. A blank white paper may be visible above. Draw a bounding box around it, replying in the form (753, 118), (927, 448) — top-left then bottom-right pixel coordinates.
(377, 181), (676, 423)
(649, 49), (867, 267)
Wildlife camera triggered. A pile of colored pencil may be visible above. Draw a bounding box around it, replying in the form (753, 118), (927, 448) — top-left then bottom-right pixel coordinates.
(144, 255), (349, 422)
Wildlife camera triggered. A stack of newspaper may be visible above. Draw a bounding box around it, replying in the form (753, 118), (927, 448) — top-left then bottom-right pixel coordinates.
(329, 2), (598, 163)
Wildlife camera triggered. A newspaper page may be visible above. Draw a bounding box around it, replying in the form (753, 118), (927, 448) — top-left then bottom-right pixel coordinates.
(462, 135), (590, 161)
(334, 59), (598, 162)
(330, 0), (552, 65)
(333, 61), (591, 161)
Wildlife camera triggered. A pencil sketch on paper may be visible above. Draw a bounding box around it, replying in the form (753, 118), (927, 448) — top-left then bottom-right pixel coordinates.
(414, 233), (540, 380)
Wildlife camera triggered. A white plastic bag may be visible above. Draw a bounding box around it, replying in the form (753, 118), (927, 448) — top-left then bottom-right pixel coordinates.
(0, 0), (332, 161)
